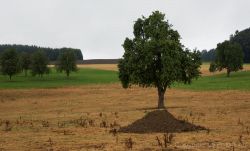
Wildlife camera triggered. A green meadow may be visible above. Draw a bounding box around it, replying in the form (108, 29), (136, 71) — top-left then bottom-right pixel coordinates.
(0, 68), (118, 89)
(174, 71), (250, 91)
(1, 67), (250, 90)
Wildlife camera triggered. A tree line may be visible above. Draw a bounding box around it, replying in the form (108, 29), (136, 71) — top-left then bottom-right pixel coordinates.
(200, 27), (250, 63)
(0, 48), (78, 80)
(0, 44), (83, 61)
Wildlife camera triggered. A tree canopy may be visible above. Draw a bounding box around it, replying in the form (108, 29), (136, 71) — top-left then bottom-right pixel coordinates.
(0, 44), (83, 61)
(30, 50), (50, 77)
(56, 49), (78, 77)
(0, 48), (20, 80)
(118, 11), (201, 109)
(200, 27), (250, 63)
(19, 52), (31, 76)
(210, 41), (244, 77)
(231, 28), (250, 63)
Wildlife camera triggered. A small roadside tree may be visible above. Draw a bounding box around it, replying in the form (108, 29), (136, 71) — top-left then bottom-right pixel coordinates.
(0, 48), (20, 80)
(209, 41), (243, 77)
(118, 11), (201, 109)
(56, 49), (77, 77)
(31, 50), (49, 77)
(19, 52), (31, 76)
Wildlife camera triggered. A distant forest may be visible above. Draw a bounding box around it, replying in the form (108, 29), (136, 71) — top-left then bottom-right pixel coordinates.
(200, 49), (216, 62)
(0, 44), (83, 61)
(200, 27), (250, 63)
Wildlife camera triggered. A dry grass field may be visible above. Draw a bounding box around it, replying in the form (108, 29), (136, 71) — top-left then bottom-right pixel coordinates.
(78, 64), (118, 71)
(78, 63), (250, 76)
(0, 64), (250, 151)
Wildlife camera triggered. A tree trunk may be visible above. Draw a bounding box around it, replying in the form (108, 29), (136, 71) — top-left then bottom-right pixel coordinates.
(157, 87), (166, 109)
(9, 75), (12, 80)
(227, 69), (230, 77)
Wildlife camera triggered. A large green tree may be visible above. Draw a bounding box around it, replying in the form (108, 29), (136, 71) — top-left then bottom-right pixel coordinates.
(56, 49), (78, 77)
(30, 50), (50, 77)
(0, 48), (20, 80)
(210, 41), (243, 77)
(19, 52), (31, 76)
(118, 11), (201, 109)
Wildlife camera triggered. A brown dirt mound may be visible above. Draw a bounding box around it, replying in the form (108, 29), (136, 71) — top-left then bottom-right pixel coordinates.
(119, 110), (206, 133)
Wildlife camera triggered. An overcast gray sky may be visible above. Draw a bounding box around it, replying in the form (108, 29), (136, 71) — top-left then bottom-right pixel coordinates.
(0, 0), (250, 59)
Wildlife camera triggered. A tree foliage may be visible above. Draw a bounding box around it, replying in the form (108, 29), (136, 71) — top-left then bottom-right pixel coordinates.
(231, 28), (250, 63)
(56, 49), (78, 77)
(0, 44), (83, 61)
(0, 48), (20, 80)
(19, 52), (31, 76)
(30, 50), (50, 77)
(118, 11), (201, 109)
(202, 27), (250, 63)
(210, 41), (243, 77)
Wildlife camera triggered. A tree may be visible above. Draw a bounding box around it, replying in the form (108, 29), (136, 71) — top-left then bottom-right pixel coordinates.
(0, 48), (20, 80)
(118, 11), (201, 109)
(30, 50), (49, 77)
(209, 62), (217, 73)
(56, 49), (78, 77)
(19, 52), (31, 76)
(210, 41), (243, 77)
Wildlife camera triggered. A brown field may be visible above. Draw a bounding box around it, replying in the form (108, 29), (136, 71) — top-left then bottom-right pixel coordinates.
(77, 64), (118, 71)
(0, 64), (250, 151)
(78, 63), (250, 76)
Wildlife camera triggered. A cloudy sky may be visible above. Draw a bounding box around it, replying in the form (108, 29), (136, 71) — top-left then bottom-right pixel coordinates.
(0, 0), (250, 59)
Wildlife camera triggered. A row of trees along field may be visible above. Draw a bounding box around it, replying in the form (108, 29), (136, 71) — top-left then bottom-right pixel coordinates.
(0, 48), (78, 80)
(0, 44), (83, 61)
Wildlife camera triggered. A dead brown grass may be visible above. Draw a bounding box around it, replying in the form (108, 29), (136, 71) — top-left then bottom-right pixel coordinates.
(77, 64), (250, 77)
(78, 64), (118, 71)
(0, 84), (250, 150)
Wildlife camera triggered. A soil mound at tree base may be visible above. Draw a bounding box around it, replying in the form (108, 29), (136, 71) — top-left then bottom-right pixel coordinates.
(119, 110), (206, 133)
